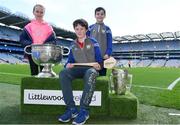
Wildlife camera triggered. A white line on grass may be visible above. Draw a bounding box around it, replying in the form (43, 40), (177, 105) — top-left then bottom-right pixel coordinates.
(0, 72), (30, 77)
(167, 77), (180, 90)
(132, 84), (167, 90)
(168, 113), (180, 116)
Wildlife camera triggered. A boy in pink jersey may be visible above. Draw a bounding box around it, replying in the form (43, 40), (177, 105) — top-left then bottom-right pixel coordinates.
(20, 4), (56, 76)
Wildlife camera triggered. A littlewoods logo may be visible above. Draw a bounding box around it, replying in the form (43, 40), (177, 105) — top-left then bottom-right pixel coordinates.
(24, 89), (101, 106)
(28, 93), (64, 101)
(28, 93), (97, 102)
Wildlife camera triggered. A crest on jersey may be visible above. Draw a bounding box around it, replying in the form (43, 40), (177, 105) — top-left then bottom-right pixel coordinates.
(86, 44), (91, 49)
(102, 29), (106, 33)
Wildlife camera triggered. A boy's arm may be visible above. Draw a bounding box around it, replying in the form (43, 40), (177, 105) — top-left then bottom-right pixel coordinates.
(94, 43), (103, 69)
(86, 25), (93, 37)
(105, 27), (113, 56)
(93, 40), (103, 64)
(64, 49), (75, 68)
(86, 29), (90, 37)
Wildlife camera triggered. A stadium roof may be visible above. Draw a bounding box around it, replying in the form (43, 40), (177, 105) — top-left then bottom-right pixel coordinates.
(1, 6), (180, 43)
(0, 6), (76, 39)
(113, 31), (180, 43)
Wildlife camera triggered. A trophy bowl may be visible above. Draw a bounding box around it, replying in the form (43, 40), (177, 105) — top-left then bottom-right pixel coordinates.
(24, 44), (69, 77)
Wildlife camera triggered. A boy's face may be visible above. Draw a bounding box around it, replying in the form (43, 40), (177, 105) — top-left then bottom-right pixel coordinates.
(33, 6), (45, 20)
(95, 10), (106, 23)
(74, 24), (87, 39)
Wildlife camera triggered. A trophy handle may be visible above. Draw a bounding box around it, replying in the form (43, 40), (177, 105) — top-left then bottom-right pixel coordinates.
(57, 46), (70, 56)
(24, 45), (32, 55)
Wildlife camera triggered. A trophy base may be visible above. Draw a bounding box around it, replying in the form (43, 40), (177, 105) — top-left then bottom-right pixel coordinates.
(36, 71), (58, 78)
(35, 64), (58, 78)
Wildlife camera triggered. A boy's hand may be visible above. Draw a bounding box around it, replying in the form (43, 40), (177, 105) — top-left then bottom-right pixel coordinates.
(66, 63), (74, 68)
(103, 54), (109, 59)
(93, 63), (101, 70)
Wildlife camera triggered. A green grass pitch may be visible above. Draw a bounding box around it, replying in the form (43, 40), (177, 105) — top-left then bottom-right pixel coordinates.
(0, 64), (179, 109)
(0, 64), (180, 124)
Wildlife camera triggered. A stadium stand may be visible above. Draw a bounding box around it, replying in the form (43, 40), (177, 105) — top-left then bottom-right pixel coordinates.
(165, 59), (180, 68)
(113, 32), (180, 68)
(0, 6), (74, 64)
(0, 6), (179, 67)
(136, 59), (152, 67)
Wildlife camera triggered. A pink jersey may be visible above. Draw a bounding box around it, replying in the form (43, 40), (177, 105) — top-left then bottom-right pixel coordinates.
(25, 19), (53, 44)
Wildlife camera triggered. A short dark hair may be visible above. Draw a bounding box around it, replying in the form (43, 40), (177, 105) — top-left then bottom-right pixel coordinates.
(73, 19), (88, 30)
(95, 7), (106, 15)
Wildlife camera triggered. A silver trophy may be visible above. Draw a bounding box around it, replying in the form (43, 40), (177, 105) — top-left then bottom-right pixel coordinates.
(24, 44), (69, 77)
(109, 69), (133, 95)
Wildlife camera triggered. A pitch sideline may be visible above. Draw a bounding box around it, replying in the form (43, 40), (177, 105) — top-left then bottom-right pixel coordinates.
(1, 72), (179, 90)
(167, 77), (180, 90)
(133, 77), (180, 90)
(0, 72), (30, 77)
(132, 84), (167, 90)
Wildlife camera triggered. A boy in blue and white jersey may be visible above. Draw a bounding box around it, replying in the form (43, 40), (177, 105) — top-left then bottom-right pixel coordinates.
(58, 19), (103, 125)
(87, 7), (113, 76)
